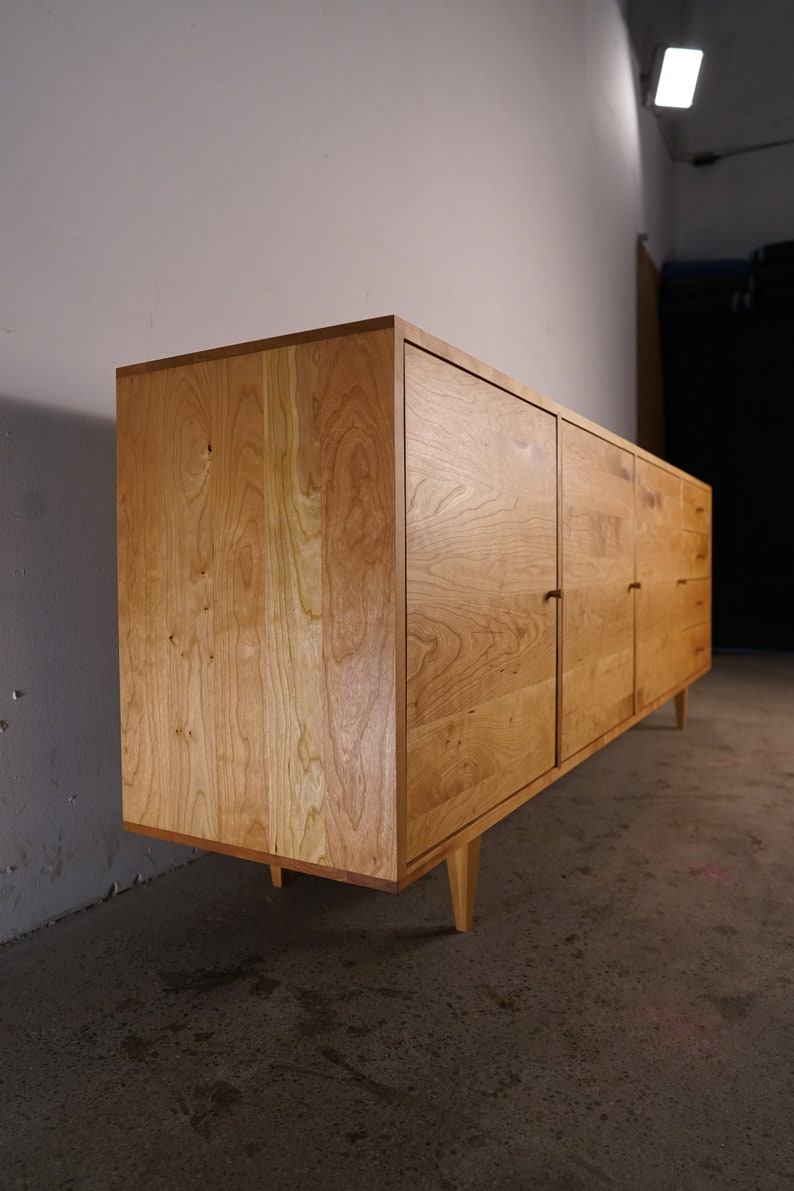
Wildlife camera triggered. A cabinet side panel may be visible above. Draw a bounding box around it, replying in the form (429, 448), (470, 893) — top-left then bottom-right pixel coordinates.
(561, 423), (635, 759)
(117, 366), (218, 839)
(117, 375), (157, 827)
(319, 330), (397, 880)
(212, 353), (269, 852)
(262, 346), (325, 863)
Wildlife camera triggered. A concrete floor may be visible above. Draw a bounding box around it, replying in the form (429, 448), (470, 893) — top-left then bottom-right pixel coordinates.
(1, 654), (792, 1191)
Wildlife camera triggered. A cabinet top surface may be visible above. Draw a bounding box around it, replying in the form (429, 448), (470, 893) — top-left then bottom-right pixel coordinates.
(116, 315), (709, 492)
(116, 315), (401, 377)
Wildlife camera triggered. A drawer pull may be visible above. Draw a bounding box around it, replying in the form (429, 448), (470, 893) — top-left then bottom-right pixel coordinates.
(677, 578), (687, 585)
(696, 553), (706, 560)
(629, 581), (642, 590)
(696, 505), (705, 513)
(546, 589), (563, 600)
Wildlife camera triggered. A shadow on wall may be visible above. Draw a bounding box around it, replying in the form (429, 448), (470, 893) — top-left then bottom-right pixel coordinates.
(0, 395), (194, 944)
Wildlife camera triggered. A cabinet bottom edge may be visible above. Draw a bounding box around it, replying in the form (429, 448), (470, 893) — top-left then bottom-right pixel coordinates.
(121, 821), (399, 893)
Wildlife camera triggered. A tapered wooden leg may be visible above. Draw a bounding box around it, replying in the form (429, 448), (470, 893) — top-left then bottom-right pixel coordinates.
(269, 865), (286, 888)
(675, 687), (688, 730)
(447, 835), (482, 932)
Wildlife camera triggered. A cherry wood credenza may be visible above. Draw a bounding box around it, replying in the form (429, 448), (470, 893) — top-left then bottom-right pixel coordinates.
(116, 316), (711, 930)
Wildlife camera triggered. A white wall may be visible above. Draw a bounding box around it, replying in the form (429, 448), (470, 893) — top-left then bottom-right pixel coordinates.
(675, 145), (794, 259)
(638, 107), (677, 266)
(0, 0), (674, 941)
(1, 0), (670, 439)
(0, 399), (193, 942)
(668, 0), (794, 260)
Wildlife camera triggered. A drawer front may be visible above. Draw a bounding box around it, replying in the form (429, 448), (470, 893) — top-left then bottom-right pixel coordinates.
(680, 578), (710, 628)
(680, 620), (711, 677)
(681, 529), (710, 578)
(682, 482), (711, 533)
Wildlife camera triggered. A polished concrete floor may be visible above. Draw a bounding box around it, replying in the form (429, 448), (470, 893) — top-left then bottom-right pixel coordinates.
(1, 654), (793, 1191)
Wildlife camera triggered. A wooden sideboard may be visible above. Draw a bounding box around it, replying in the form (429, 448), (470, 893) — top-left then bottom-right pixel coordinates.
(116, 316), (711, 930)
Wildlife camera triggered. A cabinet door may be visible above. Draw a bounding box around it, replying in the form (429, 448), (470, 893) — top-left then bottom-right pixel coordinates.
(561, 423), (635, 759)
(404, 346), (557, 860)
(636, 459), (683, 707)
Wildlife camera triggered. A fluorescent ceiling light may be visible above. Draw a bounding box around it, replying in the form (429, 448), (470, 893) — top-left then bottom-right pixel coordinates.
(654, 47), (703, 108)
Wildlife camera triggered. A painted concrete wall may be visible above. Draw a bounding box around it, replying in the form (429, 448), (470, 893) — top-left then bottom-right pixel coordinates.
(675, 146), (794, 259)
(0, 0), (674, 942)
(2, 0), (669, 439)
(668, 0), (794, 260)
(0, 400), (194, 941)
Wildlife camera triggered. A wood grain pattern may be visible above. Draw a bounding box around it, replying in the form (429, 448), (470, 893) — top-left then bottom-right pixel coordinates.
(118, 363), (218, 840)
(561, 587), (635, 757)
(117, 316), (397, 378)
(117, 373), (157, 829)
(119, 334), (398, 880)
(404, 346), (556, 860)
(392, 337), (408, 878)
(119, 317), (712, 917)
(635, 458), (683, 708)
(163, 367), (218, 841)
(262, 345), (324, 863)
(122, 819), (399, 891)
(401, 665), (707, 881)
(408, 595), (553, 729)
(126, 312), (711, 499)
(117, 374), (153, 828)
(636, 459), (682, 579)
(681, 530), (710, 579)
(319, 330), (397, 880)
(397, 319), (704, 490)
(447, 835), (482, 932)
(680, 578), (711, 629)
(561, 423), (635, 759)
(679, 621), (711, 676)
(682, 480), (711, 533)
(675, 688), (688, 730)
(635, 583), (686, 708)
(213, 354), (268, 852)
(636, 459), (711, 709)
(118, 356), (268, 847)
(407, 676), (556, 858)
